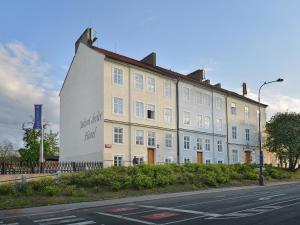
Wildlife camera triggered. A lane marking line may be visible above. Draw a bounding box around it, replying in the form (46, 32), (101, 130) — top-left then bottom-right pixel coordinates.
(96, 212), (155, 225)
(258, 194), (285, 201)
(160, 215), (205, 225)
(39, 218), (84, 225)
(33, 215), (76, 222)
(105, 207), (137, 213)
(143, 212), (180, 220)
(65, 221), (96, 225)
(121, 209), (158, 216)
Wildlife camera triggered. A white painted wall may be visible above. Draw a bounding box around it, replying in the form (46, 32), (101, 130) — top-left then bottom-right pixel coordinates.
(60, 43), (104, 161)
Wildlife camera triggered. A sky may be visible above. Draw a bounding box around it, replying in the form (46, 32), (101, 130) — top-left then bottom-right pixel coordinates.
(0, 0), (300, 148)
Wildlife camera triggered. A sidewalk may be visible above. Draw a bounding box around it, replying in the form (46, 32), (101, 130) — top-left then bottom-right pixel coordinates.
(1, 180), (299, 219)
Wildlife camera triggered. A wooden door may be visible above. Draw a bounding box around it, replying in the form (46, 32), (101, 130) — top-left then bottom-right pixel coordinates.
(147, 148), (155, 164)
(197, 152), (203, 164)
(245, 151), (251, 163)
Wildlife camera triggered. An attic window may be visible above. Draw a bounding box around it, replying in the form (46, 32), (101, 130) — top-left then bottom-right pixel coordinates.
(147, 104), (155, 119)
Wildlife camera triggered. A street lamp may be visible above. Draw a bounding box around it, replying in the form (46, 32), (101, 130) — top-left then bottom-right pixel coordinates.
(258, 78), (284, 186)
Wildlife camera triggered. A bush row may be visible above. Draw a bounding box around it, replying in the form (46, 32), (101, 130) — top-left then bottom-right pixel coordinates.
(0, 164), (295, 196)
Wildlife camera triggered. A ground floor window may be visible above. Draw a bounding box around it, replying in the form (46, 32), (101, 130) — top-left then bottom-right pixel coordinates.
(184, 157), (191, 164)
(218, 160), (223, 164)
(114, 155), (123, 166)
(232, 149), (238, 163)
(165, 157), (173, 164)
(134, 156), (144, 164)
(205, 139), (211, 151)
(184, 136), (190, 150)
(206, 159), (211, 164)
(165, 134), (172, 148)
(197, 137), (203, 151)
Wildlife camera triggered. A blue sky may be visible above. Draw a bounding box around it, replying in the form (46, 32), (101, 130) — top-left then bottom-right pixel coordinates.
(0, 0), (300, 147)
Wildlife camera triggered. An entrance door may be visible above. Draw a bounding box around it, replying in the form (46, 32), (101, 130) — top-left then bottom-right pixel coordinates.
(147, 148), (155, 164)
(197, 152), (203, 164)
(245, 151), (252, 163)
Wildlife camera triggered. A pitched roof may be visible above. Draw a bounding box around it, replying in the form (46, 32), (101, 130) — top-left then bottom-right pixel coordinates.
(91, 46), (267, 107)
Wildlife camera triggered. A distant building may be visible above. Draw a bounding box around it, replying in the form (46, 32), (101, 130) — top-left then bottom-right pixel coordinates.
(60, 28), (269, 166)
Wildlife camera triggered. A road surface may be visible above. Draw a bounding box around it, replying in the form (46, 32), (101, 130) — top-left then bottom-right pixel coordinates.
(1, 181), (300, 225)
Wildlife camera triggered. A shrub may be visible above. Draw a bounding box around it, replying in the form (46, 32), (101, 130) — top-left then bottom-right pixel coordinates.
(42, 186), (59, 196)
(31, 177), (55, 192)
(133, 173), (154, 189)
(0, 183), (14, 195)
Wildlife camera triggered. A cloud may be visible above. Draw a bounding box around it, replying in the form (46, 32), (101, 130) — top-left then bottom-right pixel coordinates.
(0, 41), (60, 149)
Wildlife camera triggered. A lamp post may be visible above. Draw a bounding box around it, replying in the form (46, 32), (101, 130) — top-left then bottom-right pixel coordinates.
(258, 78), (284, 186)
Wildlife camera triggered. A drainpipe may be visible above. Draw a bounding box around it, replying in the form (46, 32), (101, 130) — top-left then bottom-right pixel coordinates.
(225, 95), (230, 164)
(211, 90), (215, 163)
(176, 78), (180, 164)
(128, 67), (132, 166)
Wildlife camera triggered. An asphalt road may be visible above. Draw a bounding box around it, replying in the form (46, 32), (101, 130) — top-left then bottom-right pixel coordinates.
(2, 182), (300, 225)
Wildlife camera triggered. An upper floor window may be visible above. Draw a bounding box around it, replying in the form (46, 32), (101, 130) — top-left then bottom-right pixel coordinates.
(231, 102), (237, 115)
(232, 126), (237, 139)
(245, 106), (249, 120)
(197, 137), (203, 151)
(246, 128), (250, 141)
(204, 116), (210, 129)
(135, 130), (144, 145)
(164, 108), (172, 123)
(134, 74), (144, 90)
(216, 118), (222, 131)
(195, 92), (203, 105)
(183, 111), (191, 125)
(113, 127), (123, 144)
(183, 87), (189, 103)
(165, 134), (172, 148)
(135, 101), (144, 118)
(205, 139), (211, 151)
(114, 155), (123, 166)
(147, 77), (155, 93)
(216, 97), (223, 109)
(148, 131), (156, 147)
(217, 140), (223, 152)
(183, 136), (190, 150)
(196, 115), (203, 128)
(204, 94), (211, 106)
(112, 67), (123, 85)
(113, 97), (123, 114)
(147, 104), (155, 119)
(164, 81), (172, 97)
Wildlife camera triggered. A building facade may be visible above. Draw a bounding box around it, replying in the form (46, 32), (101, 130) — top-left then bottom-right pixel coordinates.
(60, 28), (269, 166)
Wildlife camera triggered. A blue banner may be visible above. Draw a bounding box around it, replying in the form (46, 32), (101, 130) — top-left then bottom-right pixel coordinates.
(34, 104), (42, 129)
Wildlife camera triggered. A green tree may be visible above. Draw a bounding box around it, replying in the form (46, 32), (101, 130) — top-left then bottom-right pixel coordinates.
(18, 121), (59, 162)
(0, 140), (18, 161)
(265, 112), (300, 171)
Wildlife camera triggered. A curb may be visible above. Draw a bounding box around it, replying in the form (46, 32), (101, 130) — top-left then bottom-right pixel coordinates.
(1, 180), (299, 219)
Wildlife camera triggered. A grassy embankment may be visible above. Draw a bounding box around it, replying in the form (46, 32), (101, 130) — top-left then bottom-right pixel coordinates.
(0, 163), (299, 209)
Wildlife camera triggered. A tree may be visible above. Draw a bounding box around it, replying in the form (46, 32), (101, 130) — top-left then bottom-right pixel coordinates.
(0, 140), (18, 161)
(18, 121), (59, 162)
(265, 112), (300, 171)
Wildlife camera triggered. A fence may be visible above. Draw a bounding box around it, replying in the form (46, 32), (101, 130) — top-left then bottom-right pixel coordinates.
(0, 161), (103, 174)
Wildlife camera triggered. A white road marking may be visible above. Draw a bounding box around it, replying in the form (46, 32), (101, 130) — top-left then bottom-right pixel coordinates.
(96, 212), (156, 225)
(160, 215), (206, 225)
(258, 194), (285, 201)
(39, 218), (84, 225)
(121, 209), (158, 216)
(33, 215), (76, 222)
(65, 221), (96, 225)
(137, 205), (221, 217)
(3, 223), (19, 225)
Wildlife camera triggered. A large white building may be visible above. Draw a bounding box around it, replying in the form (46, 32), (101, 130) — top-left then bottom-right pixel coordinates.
(60, 28), (270, 166)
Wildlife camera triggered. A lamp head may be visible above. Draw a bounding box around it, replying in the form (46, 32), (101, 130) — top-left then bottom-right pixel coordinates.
(277, 78), (284, 82)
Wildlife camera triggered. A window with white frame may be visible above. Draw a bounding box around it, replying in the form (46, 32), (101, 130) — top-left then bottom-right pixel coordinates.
(147, 77), (155, 93)
(204, 94), (211, 106)
(218, 160), (223, 164)
(245, 106), (249, 120)
(148, 131), (156, 147)
(183, 111), (191, 125)
(164, 108), (172, 123)
(204, 116), (210, 129)
(113, 127), (123, 144)
(206, 159), (211, 164)
(231, 102), (237, 115)
(147, 104), (155, 119)
(135, 101), (144, 118)
(113, 97), (123, 114)
(183, 87), (189, 103)
(216, 97), (222, 109)
(112, 67), (123, 85)
(164, 81), (171, 97)
(205, 139), (211, 151)
(114, 155), (123, 166)
(183, 136), (190, 150)
(134, 156), (144, 164)
(135, 130), (144, 145)
(165, 157), (173, 164)
(184, 157), (191, 164)
(216, 118), (222, 131)
(196, 115), (203, 128)
(232, 149), (238, 163)
(165, 134), (172, 148)
(197, 137), (203, 151)
(134, 74), (144, 90)
(245, 128), (250, 141)
(217, 140), (223, 152)
(232, 126), (237, 139)
(196, 92), (203, 105)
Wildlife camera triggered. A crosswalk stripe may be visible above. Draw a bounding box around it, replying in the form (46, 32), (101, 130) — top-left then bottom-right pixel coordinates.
(39, 218), (84, 225)
(65, 221), (96, 225)
(34, 216), (76, 223)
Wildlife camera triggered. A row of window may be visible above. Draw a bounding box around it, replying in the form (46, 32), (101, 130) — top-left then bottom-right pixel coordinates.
(113, 67), (172, 96)
(232, 127), (250, 141)
(183, 158), (223, 164)
(231, 103), (260, 121)
(183, 136), (223, 152)
(113, 155), (174, 166)
(183, 112), (223, 131)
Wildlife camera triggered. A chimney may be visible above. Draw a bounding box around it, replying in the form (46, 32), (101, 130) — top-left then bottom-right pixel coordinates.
(75, 28), (97, 53)
(187, 69), (205, 82)
(242, 82), (247, 96)
(214, 83), (221, 88)
(141, 52), (156, 66)
(204, 79), (210, 84)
